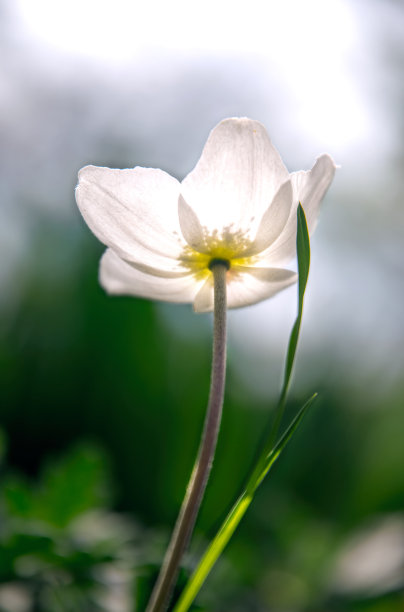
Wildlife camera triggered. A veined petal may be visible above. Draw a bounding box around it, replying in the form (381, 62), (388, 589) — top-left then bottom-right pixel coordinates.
(193, 265), (297, 313)
(181, 118), (289, 238)
(124, 259), (191, 279)
(178, 194), (207, 253)
(257, 154), (336, 266)
(100, 249), (206, 303)
(232, 266), (297, 284)
(243, 179), (293, 256)
(76, 165), (187, 271)
(193, 275), (214, 313)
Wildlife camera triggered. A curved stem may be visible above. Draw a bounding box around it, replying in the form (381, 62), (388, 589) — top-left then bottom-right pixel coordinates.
(145, 263), (228, 612)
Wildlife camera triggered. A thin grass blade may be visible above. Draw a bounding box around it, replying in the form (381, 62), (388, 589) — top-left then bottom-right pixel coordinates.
(270, 203), (311, 440)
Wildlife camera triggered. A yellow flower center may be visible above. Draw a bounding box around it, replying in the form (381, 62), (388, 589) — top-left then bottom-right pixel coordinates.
(179, 226), (257, 280)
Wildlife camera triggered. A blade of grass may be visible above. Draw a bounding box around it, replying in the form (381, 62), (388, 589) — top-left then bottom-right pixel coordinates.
(172, 205), (314, 612)
(243, 203), (311, 493)
(269, 203), (311, 441)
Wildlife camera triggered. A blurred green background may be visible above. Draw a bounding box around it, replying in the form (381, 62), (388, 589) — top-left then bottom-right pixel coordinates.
(1, 0), (404, 610)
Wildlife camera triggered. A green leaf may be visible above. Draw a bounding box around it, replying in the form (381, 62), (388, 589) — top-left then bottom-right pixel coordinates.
(36, 443), (110, 528)
(173, 394), (317, 612)
(1, 444), (110, 529)
(2, 475), (36, 518)
(269, 203), (311, 441)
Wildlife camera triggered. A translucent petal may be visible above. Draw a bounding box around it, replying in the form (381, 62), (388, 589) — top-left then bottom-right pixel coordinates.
(193, 265), (297, 313)
(181, 118), (289, 238)
(243, 179), (293, 256)
(193, 275), (214, 313)
(291, 153), (337, 231)
(100, 249), (205, 303)
(257, 154), (336, 266)
(178, 194), (207, 253)
(76, 165), (187, 272)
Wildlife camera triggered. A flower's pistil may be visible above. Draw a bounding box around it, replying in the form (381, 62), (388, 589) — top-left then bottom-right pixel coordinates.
(179, 226), (258, 280)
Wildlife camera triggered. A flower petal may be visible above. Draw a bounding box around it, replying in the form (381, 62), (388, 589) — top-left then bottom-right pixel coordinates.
(193, 275), (214, 313)
(257, 154), (336, 266)
(243, 179), (293, 256)
(100, 248), (205, 303)
(178, 194), (207, 252)
(193, 266), (297, 313)
(181, 118), (289, 238)
(291, 153), (337, 231)
(76, 165), (187, 272)
(228, 266), (297, 309)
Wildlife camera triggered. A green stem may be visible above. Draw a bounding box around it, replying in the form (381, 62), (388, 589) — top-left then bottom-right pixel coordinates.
(145, 263), (228, 612)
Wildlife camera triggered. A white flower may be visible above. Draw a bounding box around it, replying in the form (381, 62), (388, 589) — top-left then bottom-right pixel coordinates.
(76, 118), (336, 313)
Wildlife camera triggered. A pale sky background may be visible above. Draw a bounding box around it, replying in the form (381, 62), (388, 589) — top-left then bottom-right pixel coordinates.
(1, 0), (403, 401)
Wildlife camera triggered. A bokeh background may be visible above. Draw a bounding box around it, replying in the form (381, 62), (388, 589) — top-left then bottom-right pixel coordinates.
(1, 0), (404, 610)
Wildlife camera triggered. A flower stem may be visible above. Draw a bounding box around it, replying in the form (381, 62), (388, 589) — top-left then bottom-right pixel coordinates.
(145, 263), (228, 612)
